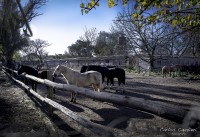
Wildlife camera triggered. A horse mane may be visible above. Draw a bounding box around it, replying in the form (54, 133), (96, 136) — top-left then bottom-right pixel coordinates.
(18, 65), (38, 75)
(59, 65), (78, 76)
(60, 65), (75, 71)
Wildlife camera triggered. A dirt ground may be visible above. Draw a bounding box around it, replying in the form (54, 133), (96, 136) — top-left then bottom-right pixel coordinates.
(0, 69), (200, 137)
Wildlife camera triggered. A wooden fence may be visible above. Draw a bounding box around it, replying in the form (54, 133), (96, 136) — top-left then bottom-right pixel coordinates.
(1, 66), (190, 136)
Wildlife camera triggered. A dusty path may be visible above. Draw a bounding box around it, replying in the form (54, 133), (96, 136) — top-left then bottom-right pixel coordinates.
(0, 71), (58, 137)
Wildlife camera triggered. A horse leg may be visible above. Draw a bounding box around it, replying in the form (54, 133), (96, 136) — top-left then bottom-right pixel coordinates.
(111, 78), (114, 86)
(73, 93), (77, 103)
(102, 76), (105, 84)
(35, 83), (37, 92)
(107, 78), (109, 86)
(162, 70), (164, 78)
(97, 85), (100, 92)
(108, 78), (114, 88)
(31, 82), (34, 90)
(121, 82), (125, 94)
(118, 78), (121, 86)
(93, 84), (98, 92)
(92, 84), (95, 91)
(52, 77), (56, 94)
(70, 92), (74, 102)
(71, 92), (76, 103)
(92, 84), (98, 101)
(31, 82), (35, 91)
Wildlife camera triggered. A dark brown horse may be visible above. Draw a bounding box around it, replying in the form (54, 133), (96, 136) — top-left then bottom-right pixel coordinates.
(18, 65), (55, 92)
(162, 65), (181, 78)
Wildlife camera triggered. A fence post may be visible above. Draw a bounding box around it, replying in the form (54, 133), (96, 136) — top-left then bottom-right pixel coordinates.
(23, 77), (28, 92)
(47, 70), (53, 114)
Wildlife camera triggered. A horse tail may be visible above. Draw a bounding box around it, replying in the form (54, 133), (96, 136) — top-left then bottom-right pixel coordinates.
(161, 66), (164, 74)
(95, 72), (103, 92)
(161, 66), (165, 77)
(122, 69), (126, 85)
(98, 73), (103, 92)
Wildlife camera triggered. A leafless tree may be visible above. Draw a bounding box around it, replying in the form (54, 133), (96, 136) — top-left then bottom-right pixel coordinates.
(80, 27), (98, 46)
(112, 6), (178, 68)
(21, 39), (49, 63)
(79, 27), (98, 56)
(30, 39), (49, 63)
(182, 29), (200, 57)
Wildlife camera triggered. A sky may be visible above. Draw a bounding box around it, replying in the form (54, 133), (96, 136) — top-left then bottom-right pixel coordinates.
(24, 0), (124, 55)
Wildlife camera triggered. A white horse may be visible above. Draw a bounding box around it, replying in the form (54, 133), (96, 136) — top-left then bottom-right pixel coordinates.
(53, 65), (103, 103)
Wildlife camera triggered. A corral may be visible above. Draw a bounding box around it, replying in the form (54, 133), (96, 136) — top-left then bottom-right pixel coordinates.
(19, 55), (200, 74)
(0, 66), (200, 137)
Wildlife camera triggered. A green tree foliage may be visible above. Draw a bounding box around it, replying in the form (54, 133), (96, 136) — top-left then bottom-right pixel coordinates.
(68, 27), (98, 57)
(94, 31), (128, 56)
(0, 0), (47, 67)
(80, 0), (200, 32)
(68, 40), (94, 57)
(94, 31), (116, 56)
(13, 51), (21, 60)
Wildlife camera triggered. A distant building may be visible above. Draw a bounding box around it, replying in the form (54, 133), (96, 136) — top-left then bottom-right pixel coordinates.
(63, 55), (127, 67)
(19, 54), (200, 72)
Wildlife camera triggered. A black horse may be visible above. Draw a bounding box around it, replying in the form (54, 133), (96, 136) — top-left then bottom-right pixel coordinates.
(80, 65), (126, 87)
(80, 65), (111, 85)
(38, 70), (56, 93)
(18, 65), (38, 91)
(107, 67), (125, 87)
(18, 65), (55, 92)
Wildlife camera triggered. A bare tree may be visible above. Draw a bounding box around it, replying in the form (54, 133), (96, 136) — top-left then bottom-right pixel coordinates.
(112, 7), (176, 68)
(182, 29), (200, 57)
(79, 27), (98, 56)
(80, 27), (98, 46)
(20, 39), (49, 64)
(29, 39), (50, 63)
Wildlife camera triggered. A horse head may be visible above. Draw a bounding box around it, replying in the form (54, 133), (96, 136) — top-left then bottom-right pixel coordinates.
(53, 65), (61, 77)
(17, 65), (24, 75)
(17, 65), (38, 77)
(80, 65), (88, 73)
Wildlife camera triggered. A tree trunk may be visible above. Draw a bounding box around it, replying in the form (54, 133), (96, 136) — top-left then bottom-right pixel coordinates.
(149, 58), (154, 75)
(5, 51), (15, 69)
